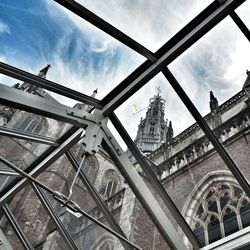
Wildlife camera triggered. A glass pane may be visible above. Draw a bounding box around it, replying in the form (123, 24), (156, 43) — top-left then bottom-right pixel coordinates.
(0, 214), (25, 250)
(0, 0), (144, 100)
(223, 210), (239, 237)
(208, 217), (221, 244)
(169, 16), (250, 118)
(0, 2), (248, 250)
(79, 0), (213, 51)
(114, 73), (196, 151)
(113, 69), (250, 248)
(193, 222), (205, 247)
(240, 201), (250, 228)
(235, 1), (250, 29)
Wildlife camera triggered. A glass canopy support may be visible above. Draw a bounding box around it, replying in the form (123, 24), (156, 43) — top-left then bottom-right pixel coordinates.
(54, 0), (157, 62)
(230, 10), (250, 42)
(2, 204), (34, 250)
(31, 183), (79, 250)
(0, 62), (102, 109)
(0, 156), (142, 250)
(0, 128), (83, 206)
(66, 150), (133, 250)
(109, 113), (201, 250)
(0, 126), (59, 146)
(161, 67), (250, 198)
(101, 0), (244, 115)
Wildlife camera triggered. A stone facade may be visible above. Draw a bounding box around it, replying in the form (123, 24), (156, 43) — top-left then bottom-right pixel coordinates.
(0, 67), (250, 249)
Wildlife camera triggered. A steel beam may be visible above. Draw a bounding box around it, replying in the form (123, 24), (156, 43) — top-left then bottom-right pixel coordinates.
(31, 183), (79, 250)
(101, 0), (245, 115)
(2, 204), (34, 250)
(54, 0), (157, 62)
(66, 150), (132, 250)
(52, 196), (142, 250)
(0, 84), (90, 127)
(0, 62), (102, 109)
(0, 128), (83, 206)
(0, 126), (59, 146)
(0, 157), (142, 250)
(0, 126), (78, 197)
(230, 10), (250, 42)
(161, 67), (250, 198)
(0, 171), (20, 176)
(100, 122), (188, 250)
(109, 113), (201, 249)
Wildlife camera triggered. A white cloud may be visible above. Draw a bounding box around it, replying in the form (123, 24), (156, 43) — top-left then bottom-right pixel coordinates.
(0, 20), (10, 34)
(39, 1), (250, 148)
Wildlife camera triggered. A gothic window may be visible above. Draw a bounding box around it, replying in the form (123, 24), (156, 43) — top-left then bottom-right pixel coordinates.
(82, 155), (99, 183)
(0, 159), (26, 191)
(100, 170), (120, 198)
(91, 235), (116, 250)
(76, 155), (99, 186)
(18, 117), (42, 134)
(189, 182), (250, 246)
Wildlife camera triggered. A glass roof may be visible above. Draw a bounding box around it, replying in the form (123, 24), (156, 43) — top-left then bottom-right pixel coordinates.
(0, 0), (249, 249)
(78, 0), (213, 51)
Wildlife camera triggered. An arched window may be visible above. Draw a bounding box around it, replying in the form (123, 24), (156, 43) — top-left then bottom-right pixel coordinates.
(82, 155), (99, 183)
(0, 159), (26, 191)
(75, 155), (99, 187)
(100, 170), (120, 198)
(18, 117), (43, 134)
(90, 234), (116, 250)
(183, 171), (250, 247)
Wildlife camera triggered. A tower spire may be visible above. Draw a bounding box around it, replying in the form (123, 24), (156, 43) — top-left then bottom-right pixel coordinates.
(243, 70), (250, 98)
(134, 94), (171, 155)
(209, 91), (221, 128)
(91, 88), (98, 98)
(209, 91), (219, 112)
(38, 64), (51, 78)
(16, 64), (51, 92)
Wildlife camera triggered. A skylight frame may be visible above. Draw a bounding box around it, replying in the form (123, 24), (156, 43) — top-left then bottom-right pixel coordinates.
(0, 0), (249, 249)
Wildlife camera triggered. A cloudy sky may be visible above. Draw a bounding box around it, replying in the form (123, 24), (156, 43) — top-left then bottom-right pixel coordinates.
(0, 0), (249, 148)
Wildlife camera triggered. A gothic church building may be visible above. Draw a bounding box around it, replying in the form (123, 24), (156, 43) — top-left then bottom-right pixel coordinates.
(0, 66), (250, 249)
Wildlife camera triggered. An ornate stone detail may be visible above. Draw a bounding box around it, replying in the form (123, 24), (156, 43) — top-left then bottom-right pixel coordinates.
(160, 109), (250, 180)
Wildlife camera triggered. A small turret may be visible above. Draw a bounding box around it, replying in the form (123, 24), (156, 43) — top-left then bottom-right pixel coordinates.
(210, 91), (219, 112)
(74, 89), (98, 112)
(20, 64), (51, 93)
(243, 70), (250, 98)
(38, 64), (51, 78)
(166, 121), (173, 144)
(91, 88), (98, 98)
(209, 91), (222, 129)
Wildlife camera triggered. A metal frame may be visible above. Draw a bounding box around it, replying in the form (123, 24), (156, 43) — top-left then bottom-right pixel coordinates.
(0, 126), (59, 146)
(66, 150), (133, 250)
(0, 0), (249, 249)
(31, 183), (79, 250)
(2, 204), (34, 250)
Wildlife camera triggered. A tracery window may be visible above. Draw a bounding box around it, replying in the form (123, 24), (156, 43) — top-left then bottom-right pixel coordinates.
(82, 155), (99, 183)
(19, 117), (42, 134)
(75, 155), (99, 186)
(191, 182), (250, 246)
(100, 170), (120, 198)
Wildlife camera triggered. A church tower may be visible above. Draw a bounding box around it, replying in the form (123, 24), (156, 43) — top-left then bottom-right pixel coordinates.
(134, 93), (172, 155)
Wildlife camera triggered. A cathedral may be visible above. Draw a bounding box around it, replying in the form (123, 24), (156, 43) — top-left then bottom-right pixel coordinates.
(0, 64), (249, 250)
